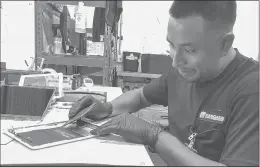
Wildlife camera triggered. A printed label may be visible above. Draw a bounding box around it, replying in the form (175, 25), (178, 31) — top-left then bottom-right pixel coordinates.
(198, 109), (226, 124)
(126, 53), (138, 60)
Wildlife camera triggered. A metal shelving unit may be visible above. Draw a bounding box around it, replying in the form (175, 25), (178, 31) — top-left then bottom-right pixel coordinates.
(39, 54), (107, 68)
(44, 1), (106, 8)
(117, 71), (161, 79)
(35, 1), (117, 86)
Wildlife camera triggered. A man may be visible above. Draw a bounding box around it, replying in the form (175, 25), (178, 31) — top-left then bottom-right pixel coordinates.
(69, 1), (259, 166)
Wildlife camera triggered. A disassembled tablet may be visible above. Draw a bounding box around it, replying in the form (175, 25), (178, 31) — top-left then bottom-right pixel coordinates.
(4, 121), (98, 150)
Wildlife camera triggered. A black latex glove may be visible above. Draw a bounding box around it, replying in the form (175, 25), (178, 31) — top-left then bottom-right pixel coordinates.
(68, 95), (113, 121)
(90, 112), (163, 148)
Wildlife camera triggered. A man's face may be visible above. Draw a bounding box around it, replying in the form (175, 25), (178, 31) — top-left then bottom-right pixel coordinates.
(167, 15), (224, 82)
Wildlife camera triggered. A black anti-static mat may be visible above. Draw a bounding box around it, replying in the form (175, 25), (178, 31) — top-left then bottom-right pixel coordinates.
(15, 126), (90, 147)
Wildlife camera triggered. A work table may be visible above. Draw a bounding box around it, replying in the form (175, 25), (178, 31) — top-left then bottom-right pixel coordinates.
(1, 85), (167, 166)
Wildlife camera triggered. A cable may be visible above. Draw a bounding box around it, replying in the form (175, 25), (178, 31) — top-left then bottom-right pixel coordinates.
(1, 139), (14, 145)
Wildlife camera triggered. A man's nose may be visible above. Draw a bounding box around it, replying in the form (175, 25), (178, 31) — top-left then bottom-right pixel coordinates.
(171, 50), (186, 67)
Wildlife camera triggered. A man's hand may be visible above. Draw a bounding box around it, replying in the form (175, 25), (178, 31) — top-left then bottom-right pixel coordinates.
(68, 95), (113, 121)
(90, 112), (162, 148)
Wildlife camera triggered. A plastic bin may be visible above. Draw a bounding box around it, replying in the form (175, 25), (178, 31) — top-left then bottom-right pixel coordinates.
(0, 62), (6, 71)
(141, 54), (173, 74)
(123, 52), (141, 72)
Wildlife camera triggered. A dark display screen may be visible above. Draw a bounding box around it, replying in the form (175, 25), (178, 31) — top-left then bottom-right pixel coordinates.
(1, 85), (55, 117)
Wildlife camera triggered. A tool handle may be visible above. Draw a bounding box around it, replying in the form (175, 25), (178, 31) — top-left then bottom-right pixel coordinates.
(63, 103), (96, 127)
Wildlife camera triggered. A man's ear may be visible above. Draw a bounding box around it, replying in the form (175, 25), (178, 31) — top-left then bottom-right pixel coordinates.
(220, 32), (235, 54)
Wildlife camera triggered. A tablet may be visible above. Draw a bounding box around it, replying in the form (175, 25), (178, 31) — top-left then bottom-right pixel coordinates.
(4, 121), (97, 150)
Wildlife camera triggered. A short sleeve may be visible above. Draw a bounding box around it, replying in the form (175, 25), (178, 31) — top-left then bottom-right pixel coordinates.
(219, 93), (259, 166)
(142, 70), (170, 106)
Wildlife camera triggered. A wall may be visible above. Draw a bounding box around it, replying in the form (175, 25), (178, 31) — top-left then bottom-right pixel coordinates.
(121, 1), (259, 60)
(121, 1), (172, 54)
(1, 1), (258, 71)
(233, 1), (259, 60)
(0, 2), (97, 70)
(1, 1), (35, 70)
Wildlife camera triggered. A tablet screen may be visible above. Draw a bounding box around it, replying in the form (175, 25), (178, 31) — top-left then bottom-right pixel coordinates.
(15, 126), (91, 147)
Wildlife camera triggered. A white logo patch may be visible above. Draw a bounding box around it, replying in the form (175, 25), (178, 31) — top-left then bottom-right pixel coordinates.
(199, 111), (225, 123)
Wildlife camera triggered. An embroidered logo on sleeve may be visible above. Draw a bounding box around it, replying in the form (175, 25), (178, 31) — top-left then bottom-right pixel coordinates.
(198, 109), (226, 124)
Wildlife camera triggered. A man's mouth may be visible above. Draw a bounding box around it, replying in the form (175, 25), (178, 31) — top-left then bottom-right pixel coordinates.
(178, 68), (195, 75)
(179, 68), (191, 72)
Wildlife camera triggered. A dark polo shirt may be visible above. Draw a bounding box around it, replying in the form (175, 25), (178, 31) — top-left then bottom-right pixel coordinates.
(143, 49), (259, 166)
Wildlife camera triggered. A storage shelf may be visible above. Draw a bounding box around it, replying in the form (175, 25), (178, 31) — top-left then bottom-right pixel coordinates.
(89, 71), (104, 77)
(117, 71), (161, 79)
(45, 1), (106, 8)
(39, 54), (107, 68)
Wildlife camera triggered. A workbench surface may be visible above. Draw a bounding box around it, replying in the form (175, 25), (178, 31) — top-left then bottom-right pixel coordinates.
(1, 85), (167, 166)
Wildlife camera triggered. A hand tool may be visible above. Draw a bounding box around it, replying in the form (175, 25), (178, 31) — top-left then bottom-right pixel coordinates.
(80, 117), (100, 129)
(62, 103), (96, 127)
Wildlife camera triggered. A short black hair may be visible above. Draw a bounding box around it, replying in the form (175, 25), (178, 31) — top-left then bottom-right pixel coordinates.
(169, 1), (237, 28)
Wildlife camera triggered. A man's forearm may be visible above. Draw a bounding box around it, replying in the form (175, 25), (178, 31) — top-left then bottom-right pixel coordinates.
(155, 131), (226, 166)
(109, 88), (151, 117)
